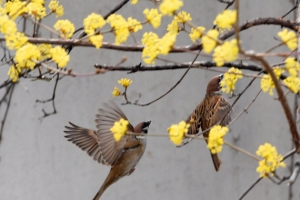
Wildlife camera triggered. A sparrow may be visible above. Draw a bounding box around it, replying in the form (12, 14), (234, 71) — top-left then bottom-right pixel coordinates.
(64, 101), (151, 199)
(186, 74), (232, 171)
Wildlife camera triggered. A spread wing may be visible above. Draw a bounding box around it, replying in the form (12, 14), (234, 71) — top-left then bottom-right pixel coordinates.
(64, 122), (107, 165)
(95, 101), (135, 166)
(206, 95), (232, 128)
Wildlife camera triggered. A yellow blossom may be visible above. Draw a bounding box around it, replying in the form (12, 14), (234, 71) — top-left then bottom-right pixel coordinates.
(213, 39), (239, 66)
(4, 1), (12, 14)
(107, 14), (129, 44)
(50, 46), (70, 68)
(159, 0), (183, 16)
(0, 15), (17, 35)
(141, 32), (159, 46)
(278, 29), (298, 51)
(8, 65), (21, 82)
(167, 20), (179, 34)
(54, 20), (75, 39)
(202, 29), (219, 53)
(256, 143), (286, 178)
(131, 0), (138, 4)
(38, 44), (52, 60)
(89, 34), (103, 49)
(143, 8), (162, 29)
(142, 32), (160, 64)
(285, 57), (300, 77)
(174, 11), (192, 23)
(27, 2), (46, 20)
(159, 32), (177, 55)
(118, 78), (132, 87)
(207, 125), (228, 154)
(110, 118), (129, 142)
(168, 121), (190, 145)
(83, 13), (106, 35)
(283, 76), (300, 93)
(14, 43), (41, 70)
(189, 26), (206, 42)
(220, 67), (243, 93)
(5, 32), (28, 50)
(127, 17), (142, 33)
(8, 0), (27, 20)
(48, 0), (64, 17)
(112, 87), (121, 97)
(261, 67), (283, 95)
(213, 10), (237, 29)
(141, 32), (177, 64)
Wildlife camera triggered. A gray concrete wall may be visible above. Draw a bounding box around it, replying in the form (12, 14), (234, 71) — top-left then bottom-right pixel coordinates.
(0, 0), (299, 199)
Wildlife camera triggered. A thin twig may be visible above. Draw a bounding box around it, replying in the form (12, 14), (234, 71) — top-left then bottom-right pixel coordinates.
(0, 84), (15, 143)
(37, 72), (60, 120)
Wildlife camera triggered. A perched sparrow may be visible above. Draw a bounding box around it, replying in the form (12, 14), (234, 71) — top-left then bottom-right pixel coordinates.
(186, 74), (232, 171)
(64, 101), (151, 199)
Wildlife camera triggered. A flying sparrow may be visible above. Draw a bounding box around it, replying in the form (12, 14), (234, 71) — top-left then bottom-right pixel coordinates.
(64, 101), (151, 199)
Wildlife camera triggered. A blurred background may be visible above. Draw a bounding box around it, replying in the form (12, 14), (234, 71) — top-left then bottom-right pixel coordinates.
(0, 0), (299, 199)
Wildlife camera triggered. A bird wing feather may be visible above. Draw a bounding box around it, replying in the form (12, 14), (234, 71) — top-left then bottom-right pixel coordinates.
(64, 122), (108, 165)
(95, 101), (135, 166)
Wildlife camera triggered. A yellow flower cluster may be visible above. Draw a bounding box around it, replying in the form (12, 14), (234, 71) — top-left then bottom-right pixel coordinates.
(118, 78), (132, 87)
(142, 32), (177, 64)
(54, 20), (75, 39)
(143, 8), (162, 29)
(89, 34), (103, 49)
(189, 26), (206, 42)
(285, 57), (300, 77)
(112, 87), (121, 97)
(202, 30), (219, 53)
(14, 43), (41, 70)
(127, 17), (142, 33)
(283, 76), (300, 93)
(256, 143), (286, 178)
(278, 29), (297, 51)
(83, 13), (106, 48)
(168, 121), (190, 145)
(213, 10), (237, 29)
(6, 0), (27, 20)
(167, 20), (179, 34)
(174, 11), (192, 23)
(107, 14), (129, 44)
(5, 32), (28, 50)
(27, 2), (46, 20)
(0, 10), (27, 50)
(261, 67), (283, 95)
(48, 0), (64, 17)
(38, 44), (52, 60)
(83, 13), (106, 35)
(207, 125), (228, 154)
(131, 0), (138, 4)
(213, 39), (239, 66)
(110, 118), (129, 142)
(220, 67), (243, 94)
(7, 66), (21, 82)
(279, 58), (300, 93)
(159, 0), (183, 16)
(112, 78), (132, 97)
(4, 0), (63, 20)
(50, 46), (70, 68)
(107, 14), (143, 44)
